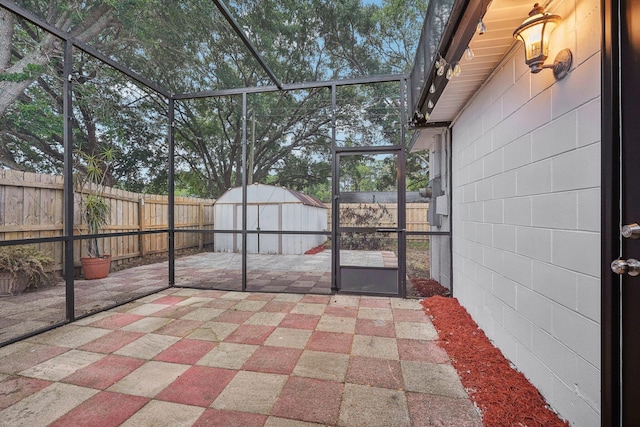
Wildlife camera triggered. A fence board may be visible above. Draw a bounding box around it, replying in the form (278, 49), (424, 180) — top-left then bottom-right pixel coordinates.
(0, 172), (216, 272)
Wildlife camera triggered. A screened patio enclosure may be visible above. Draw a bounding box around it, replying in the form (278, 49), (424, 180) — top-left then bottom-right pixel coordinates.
(0, 0), (452, 346)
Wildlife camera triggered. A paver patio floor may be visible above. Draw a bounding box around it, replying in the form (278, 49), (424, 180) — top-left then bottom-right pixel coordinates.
(0, 250), (406, 343)
(0, 288), (481, 426)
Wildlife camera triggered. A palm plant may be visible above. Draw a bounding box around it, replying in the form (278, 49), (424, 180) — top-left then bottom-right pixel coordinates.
(75, 148), (113, 257)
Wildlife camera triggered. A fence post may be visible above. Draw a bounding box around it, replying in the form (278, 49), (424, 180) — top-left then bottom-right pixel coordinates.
(198, 202), (204, 250)
(139, 197), (146, 258)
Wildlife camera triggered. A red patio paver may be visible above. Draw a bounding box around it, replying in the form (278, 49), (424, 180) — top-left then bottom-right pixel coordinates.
(271, 376), (344, 425)
(88, 313), (144, 329)
(279, 313), (320, 330)
(306, 331), (353, 354)
(242, 346), (302, 375)
(355, 318), (396, 337)
(0, 377), (50, 410)
(346, 356), (404, 389)
(154, 338), (217, 365)
(193, 408), (267, 427)
(48, 391), (149, 427)
(78, 330), (144, 354)
(156, 365), (236, 407)
(224, 324), (276, 345)
(62, 354), (145, 389)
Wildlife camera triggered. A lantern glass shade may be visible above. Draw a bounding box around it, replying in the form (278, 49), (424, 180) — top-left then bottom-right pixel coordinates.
(513, 5), (561, 73)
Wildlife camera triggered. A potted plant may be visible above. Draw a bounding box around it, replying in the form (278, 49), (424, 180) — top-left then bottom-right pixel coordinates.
(0, 245), (54, 296)
(76, 148), (113, 279)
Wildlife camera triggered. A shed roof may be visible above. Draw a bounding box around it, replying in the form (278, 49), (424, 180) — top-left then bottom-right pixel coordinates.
(215, 184), (327, 209)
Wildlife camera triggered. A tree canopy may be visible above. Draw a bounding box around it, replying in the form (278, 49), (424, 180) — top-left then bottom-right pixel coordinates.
(0, 0), (430, 200)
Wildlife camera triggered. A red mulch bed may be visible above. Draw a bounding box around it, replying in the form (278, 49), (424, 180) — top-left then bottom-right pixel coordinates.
(304, 244), (326, 255)
(421, 296), (569, 427)
(410, 277), (451, 297)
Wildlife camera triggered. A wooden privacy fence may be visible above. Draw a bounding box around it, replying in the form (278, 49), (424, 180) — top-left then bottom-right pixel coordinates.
(0, 171), (431, 273)
(0, 170), (215, 272)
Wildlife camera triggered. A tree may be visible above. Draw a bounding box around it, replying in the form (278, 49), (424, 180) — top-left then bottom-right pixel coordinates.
(1, 0), (431, 198)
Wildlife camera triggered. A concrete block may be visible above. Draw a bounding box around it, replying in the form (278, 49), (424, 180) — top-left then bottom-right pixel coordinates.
(517, 159), (552, 196)
(504, 197), (532, 226)
(532, 112), (577, 162)
(531, 192), (578, 229)
(577, 99), (601, 147)
(552, 376), (600, 427)
(474, 131), (494, 160)
(476, 178), (493, 201)
(531, 327), (578, 388)
(493, 274), (517, 309)
(475, 223), (493, 245)
(483, 199), (504, 224)
(552, 230), (600, 277)
(552, 143), (600, 192)
(493, 224), (517, 252)
(484, 246), (505, 275)
(516, 344), (554, 399)
(502, 251), (533, 288)
(503, 306), (532, 349)
(483, 97), (503, 133)
(577, 189), (600, 232)
(532, 260), (578, 309)
(551, 303), (600, 366)
(516, 226), (552, 263)
(517, 287), (552, 332)
(503, 134), (532, 172)
(576, 273), (600, 322)
(503, 72), (531, 118)
(483, 149), (503, 178)
(551, 53), (600, 119)
(492, 170), (517, 199)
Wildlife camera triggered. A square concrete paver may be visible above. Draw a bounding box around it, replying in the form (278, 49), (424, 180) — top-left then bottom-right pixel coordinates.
(338, 383), (410, 427)
(351, 335), (399, 360)
(395, 321), (439, 340)
(264, 327), (312, 349)
(107, 361), (189, 397)
(113, 334), (180, 359)
(212, 371), (287, 415)
(317, 315), (356, 334)
(196, 342), (258, 369)
(187, 321), (238, 341)
(401, 361), (468, 398)
(19, 350), (105, 381)
(293, 350), (350, 382)
(406, 392), (482, 427)
(0, 382), (98, 427)
(121, 400), (205, 427)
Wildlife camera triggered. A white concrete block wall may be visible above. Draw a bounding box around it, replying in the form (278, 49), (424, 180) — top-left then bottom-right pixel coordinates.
(450, 0), (601, 425)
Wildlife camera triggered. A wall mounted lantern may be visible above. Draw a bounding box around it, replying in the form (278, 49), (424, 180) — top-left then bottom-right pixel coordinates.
(513, 3), (572, 79)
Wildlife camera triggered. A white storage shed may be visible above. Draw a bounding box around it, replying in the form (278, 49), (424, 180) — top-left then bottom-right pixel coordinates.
(213, 184), (328, 254)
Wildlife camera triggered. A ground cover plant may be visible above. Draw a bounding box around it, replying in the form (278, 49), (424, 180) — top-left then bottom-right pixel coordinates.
(422, 296), (569, 427)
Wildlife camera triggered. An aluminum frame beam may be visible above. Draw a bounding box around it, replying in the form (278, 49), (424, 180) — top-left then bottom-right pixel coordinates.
(211, 0), (283, 90)
(175, 74), (410, 100)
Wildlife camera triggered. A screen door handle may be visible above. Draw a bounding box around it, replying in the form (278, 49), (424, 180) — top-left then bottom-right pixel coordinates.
(622, 223), (640, 239)
(611, 258), (640, 276)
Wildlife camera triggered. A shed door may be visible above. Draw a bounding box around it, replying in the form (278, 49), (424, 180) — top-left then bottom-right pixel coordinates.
(334, 149), (406, 296)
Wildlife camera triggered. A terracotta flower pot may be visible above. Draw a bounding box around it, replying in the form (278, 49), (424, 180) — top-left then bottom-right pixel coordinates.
(80, 255), (112, 280)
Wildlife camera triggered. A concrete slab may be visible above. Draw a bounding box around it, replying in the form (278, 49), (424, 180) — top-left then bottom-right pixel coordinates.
(212, 371), (287, 415)
(293, 350), (350, 382)
(401, 361), (469, 398)
(338, 383), (410, 427)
